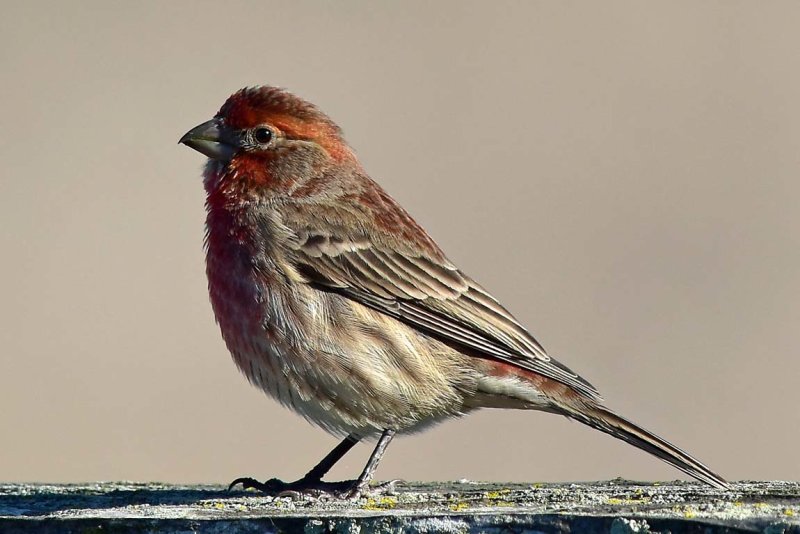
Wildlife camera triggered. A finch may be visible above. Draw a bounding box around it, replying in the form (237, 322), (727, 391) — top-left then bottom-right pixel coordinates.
(179, 86), (727, 498)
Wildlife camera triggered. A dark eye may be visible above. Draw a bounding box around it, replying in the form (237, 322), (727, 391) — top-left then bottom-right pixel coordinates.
(253, 127), (273, 144)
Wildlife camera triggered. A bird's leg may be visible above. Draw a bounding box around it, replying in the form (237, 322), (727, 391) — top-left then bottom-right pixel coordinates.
(228, 429), (398, 499)
(342, 428), (396, 499)
(298, 433), (361, 483)
(228, 433), (360, 494)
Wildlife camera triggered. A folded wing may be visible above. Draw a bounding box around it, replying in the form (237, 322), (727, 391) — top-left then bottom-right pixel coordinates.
(279, 199), (601, 402)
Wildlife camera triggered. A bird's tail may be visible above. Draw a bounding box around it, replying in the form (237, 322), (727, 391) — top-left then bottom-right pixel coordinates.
(561, 403), (729, 489)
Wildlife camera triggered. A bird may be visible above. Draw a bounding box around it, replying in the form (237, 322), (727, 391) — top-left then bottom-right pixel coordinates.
(179, 85), (728, 498)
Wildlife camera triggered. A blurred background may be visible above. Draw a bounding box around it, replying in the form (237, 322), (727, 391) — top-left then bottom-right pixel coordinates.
(2, 1), (798, 485)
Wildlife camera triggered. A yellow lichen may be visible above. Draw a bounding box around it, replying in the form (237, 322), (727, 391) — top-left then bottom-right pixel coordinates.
(607, 497), (649, 505)
(362, 496), (397, 511)
(379, 496), (397, 507)
(485, 489), (511, 501)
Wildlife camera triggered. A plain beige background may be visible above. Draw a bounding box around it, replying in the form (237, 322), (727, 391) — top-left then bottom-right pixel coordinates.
(2, 1), (798, 485)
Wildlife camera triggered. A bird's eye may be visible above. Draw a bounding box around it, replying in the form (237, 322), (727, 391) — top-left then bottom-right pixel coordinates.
(253, 127), (273, 144)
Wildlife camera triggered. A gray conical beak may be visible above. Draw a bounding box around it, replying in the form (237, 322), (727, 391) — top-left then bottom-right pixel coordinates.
(179, 119), (236, 161)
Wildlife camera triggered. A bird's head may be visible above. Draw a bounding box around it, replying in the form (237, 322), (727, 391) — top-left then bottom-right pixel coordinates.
(180, 86), (356, 197)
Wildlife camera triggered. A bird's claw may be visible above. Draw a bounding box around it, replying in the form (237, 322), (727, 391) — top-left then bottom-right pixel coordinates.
(228, 476), (284, 493)
(342, 478), (399, 500)
(227, 475), (401, 500)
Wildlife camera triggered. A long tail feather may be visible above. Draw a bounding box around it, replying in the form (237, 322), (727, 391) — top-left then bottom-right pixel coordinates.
(564, 404), (729, 489)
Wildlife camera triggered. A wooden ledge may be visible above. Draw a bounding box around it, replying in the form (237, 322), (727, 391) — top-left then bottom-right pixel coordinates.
(1, 480), (798, 532)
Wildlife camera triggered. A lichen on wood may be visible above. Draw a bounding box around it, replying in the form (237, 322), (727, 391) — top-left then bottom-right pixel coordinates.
(1, 480), (798, 533)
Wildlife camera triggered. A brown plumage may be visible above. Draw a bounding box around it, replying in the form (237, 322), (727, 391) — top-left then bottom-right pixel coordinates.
(179, 86), (727, 498)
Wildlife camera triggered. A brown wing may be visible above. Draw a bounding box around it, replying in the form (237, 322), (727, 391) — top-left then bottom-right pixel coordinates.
(279, 198), (601, 401)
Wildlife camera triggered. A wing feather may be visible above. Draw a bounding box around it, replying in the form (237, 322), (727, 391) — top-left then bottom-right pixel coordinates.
(280, 203), (601, 401)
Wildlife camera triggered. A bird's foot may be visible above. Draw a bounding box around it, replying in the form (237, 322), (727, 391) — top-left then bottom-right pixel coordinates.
(340, 478), (399, 500)
(228, 476), (399, 500)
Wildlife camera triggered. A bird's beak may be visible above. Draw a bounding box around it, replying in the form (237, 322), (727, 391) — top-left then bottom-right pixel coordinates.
(179, 119), (236, 161)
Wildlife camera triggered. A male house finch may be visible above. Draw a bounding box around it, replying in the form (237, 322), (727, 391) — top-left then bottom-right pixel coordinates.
(180, 86), (727, 498)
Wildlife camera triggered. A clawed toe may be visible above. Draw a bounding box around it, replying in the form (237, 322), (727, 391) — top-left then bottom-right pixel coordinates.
(341, 478), (400, 500)
(227, 475), (347, 498)
(371, 478), (400, 494)
(227, 475), (400, 500)
(227, 477), (285, 493)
